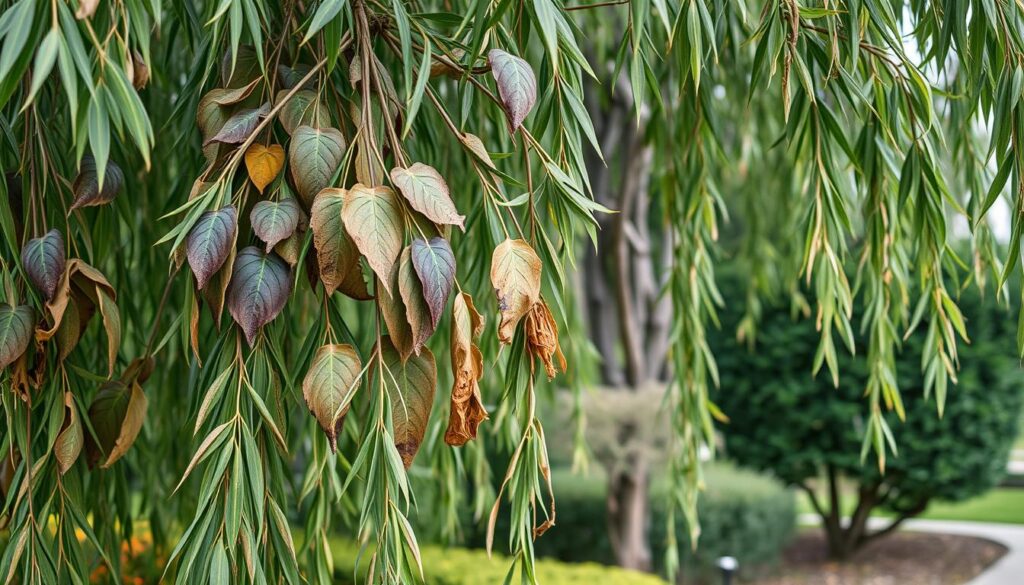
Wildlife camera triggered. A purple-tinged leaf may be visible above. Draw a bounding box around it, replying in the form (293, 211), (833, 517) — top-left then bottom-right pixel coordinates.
(70, 155), (124, 211)
(21, 229), (65, 301)
(251, 197), (302, 252)
(487, 49), (537, 132)
(187, 205), (238, 290)
(227, 247), (293, 346)
(204, 102), (270, 146)
(411, 237), (456, 329)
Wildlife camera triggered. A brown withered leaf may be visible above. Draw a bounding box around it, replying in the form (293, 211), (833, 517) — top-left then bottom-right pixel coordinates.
(244, 144), (286, 193)
(75, 0), (99, 19)
(342, 184), (404, 294)
(55, 392), (84, 474)
(302, 344), (362, 452)
(251, 197), (302, 252)
(71, 155), (124, 211)
(34, 259), (118, 372)
(97, 287), (120, 377)
(130, 50), (149, 89)
(397, 247), (434, 353)
(207, 78), (260, 106)
(410, 237), (456, 329)
(490, 239), (542, 343)
(21, 229), (65, 302)
(524, 300), (566, 380)
(227, 247), (293, 346)
(379, 262), (415, 360)
(85, 380), (147, 469)
(0, 304), (34, 371)
(390, 164), (465, 230)
(487, 49), (537, 132)
(310, 188), (359, 294)
(445, 293), (487, 446)
(186, 205), (238, 290)
(337, 260), (372, 300)
(378, 337), (436, 468)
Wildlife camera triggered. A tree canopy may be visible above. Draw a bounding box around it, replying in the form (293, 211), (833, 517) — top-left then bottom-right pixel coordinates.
(0, 0), (1022, 583)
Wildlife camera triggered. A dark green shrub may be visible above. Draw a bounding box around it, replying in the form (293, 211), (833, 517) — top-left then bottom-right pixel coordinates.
(712, 281), (1024, 558)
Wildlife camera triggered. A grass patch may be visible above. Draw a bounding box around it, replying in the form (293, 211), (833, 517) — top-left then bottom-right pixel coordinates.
(797, 488), (1024, 525)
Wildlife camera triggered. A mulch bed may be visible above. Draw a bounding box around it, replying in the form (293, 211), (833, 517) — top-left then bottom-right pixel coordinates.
(751, 531), (1007, 585)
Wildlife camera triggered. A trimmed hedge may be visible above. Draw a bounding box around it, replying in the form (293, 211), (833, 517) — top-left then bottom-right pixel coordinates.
(326, 538), (667, 585)
(470, 464), (795, 580)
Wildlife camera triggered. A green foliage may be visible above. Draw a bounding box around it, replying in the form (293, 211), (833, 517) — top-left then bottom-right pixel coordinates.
(713, 280), (1024, 514)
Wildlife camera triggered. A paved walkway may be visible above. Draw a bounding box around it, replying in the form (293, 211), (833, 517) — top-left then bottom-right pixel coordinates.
(799, 515), (1024, 584)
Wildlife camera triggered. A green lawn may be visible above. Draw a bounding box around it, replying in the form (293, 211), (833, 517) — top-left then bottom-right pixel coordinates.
(798, 488), (1024, 525)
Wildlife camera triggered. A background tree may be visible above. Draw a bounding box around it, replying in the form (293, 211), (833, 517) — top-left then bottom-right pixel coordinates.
(0, 0), (1023, 584)
(714, 280), (1024, 560)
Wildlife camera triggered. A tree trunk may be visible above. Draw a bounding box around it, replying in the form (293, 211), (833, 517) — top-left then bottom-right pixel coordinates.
(607, 444), (653, 571)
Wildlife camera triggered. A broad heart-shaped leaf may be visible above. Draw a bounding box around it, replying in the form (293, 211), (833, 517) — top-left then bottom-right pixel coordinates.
(310, 188), (360, 295)
(302, 344), (362, 452)
(187, 205), (238, 290)
(71, 154), (124, 211)
(490, 238), (542, 343)
(205, 102), (270, 146)
(390, 164), (466, 230)
(85, 380), (148, 469)
(252, 197), (302, 252)
(21, 228), (65, 301)
(397, 247), (434, 353)
(55, 391), (83, 474)
(202, 225), (238, 328)
(244, 144), (286, 193)
(487, 49), (537, 132)
(277, 89), (330, 135)
(227, 247), (293, 346)
(379, 337), (436, 468)
(341, 184), (404, 294)
(289, 125), (346, 208)
(411, 237), (456, 329)
(277, 64), (316, 91)
(0, 304), (33, 371)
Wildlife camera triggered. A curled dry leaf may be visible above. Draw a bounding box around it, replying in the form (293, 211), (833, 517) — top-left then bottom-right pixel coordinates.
(244, 144), (286, 193)
(277, 89), (330, 135)
(524, 300), (566, 380)
(205, 102), (270, 146)
(21, 228), (65, 302)
(207, 79), (260, 106)
(341, 184), (404, 293)
(410, 237), (456, 328)
(487, 49), (538, 132)
(252, 197), (302, 252)
(55, 392), (83, 474)
(490, 239), (542, 343)
(397, 247), (434, 353)
(227, 247), (293, 346)
(379, 337), (437, 468)
(85, 380), (148, 469)
(186, 205), (238, 290)
(0, 304), (34, 371)
(75, 0), (99, 19)
(390, 164), (466, 230)
(71, 155), (124, 211)
(310, 188), (359, 294)
(445, 293), (488, 446)
(302, 344), (362, 452)
(130, 50), (149, 90)
(289, 126), (346, 207)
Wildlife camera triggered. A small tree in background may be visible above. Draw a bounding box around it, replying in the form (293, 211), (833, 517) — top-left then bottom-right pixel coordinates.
(713, 281), (1024, 560)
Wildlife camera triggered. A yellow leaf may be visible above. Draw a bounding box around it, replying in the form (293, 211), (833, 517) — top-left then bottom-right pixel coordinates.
(244, 144), (285, 193)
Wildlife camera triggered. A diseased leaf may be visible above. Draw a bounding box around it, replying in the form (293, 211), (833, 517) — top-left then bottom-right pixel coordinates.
(187, 205), (238, 290)
(490, 239), (542, 343)
(397, 247), (434, 353)
(0, 304), (33, 371)
(207, 79), (260, 106)
(445, 293), (487, 446)
(524, 300), (566, 380)
(227, 247), (293, 346)
(71, 155), (124, 211)
(244, 144), (286, 193)
(310, 188), (360, 294)
(487, 49), (538, 132)
(21, 229), (65, 301)
(252, 197), (302, 252)
(85, 380), (148, 468)
(277, 89), (330, 135)
(55, 392), (83, 474)
(410, 237), (456, 328)
(341, 184), (404, 293)
(205, 102), (270, 146)
(302, 344), (362, 451)
(390, 164), (465, 230)
(289, 125), (346, 207)
(379, 337), (436, 468)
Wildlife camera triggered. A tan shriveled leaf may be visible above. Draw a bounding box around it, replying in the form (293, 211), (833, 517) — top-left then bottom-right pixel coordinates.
(244, 144), (285, 193)
(341, 184), (404, 293)
(390, 164), (465, 230)
(55, 392), (83, 474)
(310, 188), (360, 295)
(379, 337), (437, 468)
(524, 300), (566, 380)
(397, 247), (434, 353)
(302, 344), (362, 452)
(490, 239), (542, 343)
(445, 293), (487, 446)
